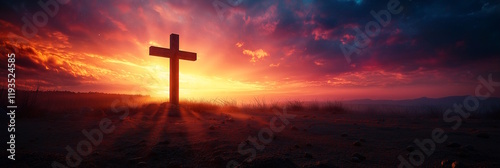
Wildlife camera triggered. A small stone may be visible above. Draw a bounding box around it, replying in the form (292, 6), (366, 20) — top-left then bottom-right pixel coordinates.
(353, 140), (361, 146)
(457, 150), (469, 157)
(352, 153), (366, 161)
(209, 125), (216, 130)
(447, 142), (461, 148)
(210, 156), (224, 166)
(304, 152), (313, 159)
(129, 157), (144, 164)
(148, 150), (159, 157)
(138, 140), (147, 144)
(406, 145), (416, 152)
(351, 157), (361, 163)
(461, 144), (474, 151)
(476, 133), (490, 139)
(158, 140), (170, 145)
(136, 162), (147, 167)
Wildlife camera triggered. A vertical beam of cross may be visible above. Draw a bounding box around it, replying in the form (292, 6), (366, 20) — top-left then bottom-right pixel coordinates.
(170, 34), (180, 105)
(149, 34), (197, 106)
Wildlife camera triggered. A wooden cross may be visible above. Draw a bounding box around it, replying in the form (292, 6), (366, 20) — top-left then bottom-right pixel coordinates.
(149, 34), (197, 105)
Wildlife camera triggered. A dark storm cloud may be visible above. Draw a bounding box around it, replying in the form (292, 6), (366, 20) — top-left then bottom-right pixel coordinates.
(254, 0), (500, 75)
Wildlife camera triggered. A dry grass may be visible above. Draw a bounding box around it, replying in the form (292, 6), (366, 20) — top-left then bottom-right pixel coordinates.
(322, 101), (346, 114)
(2, 90), (500, 120)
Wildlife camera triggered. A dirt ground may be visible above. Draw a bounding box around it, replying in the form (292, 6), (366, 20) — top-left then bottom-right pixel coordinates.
(4, 103), (500, 168)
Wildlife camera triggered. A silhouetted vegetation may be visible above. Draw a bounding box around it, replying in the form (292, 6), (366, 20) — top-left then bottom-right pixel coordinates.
(1, 90), (499, 120)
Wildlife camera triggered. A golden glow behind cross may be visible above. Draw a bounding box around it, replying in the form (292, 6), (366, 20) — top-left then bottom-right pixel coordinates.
(149, 34), (197, 105)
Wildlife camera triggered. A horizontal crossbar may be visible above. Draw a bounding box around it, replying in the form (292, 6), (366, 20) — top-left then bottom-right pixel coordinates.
(149, 46), (197, 61)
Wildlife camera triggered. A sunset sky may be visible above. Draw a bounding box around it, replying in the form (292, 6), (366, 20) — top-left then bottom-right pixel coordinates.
(1, 0), (499, 101)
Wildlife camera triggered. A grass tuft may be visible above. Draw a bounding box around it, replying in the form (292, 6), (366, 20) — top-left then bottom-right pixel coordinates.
(322, 101), (346, 114)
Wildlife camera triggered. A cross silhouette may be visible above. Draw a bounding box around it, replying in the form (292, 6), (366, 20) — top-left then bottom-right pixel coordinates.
(149, 34), (197, 105)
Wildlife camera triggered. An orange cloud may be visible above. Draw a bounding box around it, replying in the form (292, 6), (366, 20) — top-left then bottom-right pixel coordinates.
(243, 49), (269, 62)
(269, 63), (280, 67)
(235, 42), (244, 48)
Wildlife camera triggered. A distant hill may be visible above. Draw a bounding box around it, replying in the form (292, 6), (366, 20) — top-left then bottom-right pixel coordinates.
(345, 96), (500, 107)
